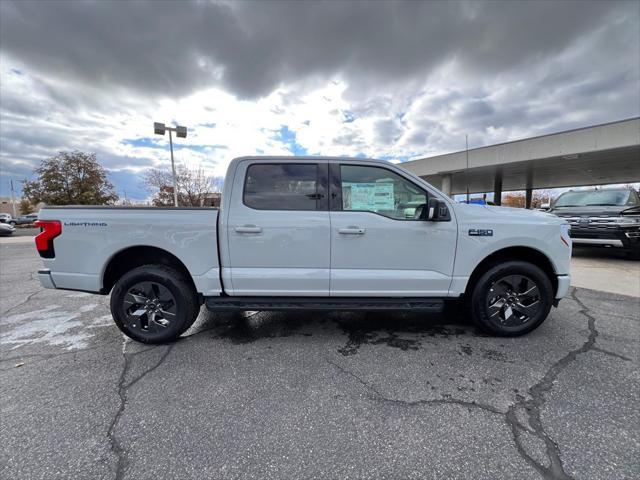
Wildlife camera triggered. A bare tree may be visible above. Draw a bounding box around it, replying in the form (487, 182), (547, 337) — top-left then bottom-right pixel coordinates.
(142, 168), (179, 206)
(501, 189), (556, 208)
(182, 165), (213, 206)
(142, 163), (220, 207)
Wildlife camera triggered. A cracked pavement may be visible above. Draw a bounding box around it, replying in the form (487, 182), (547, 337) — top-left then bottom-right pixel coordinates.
(1, 243), (639, 479)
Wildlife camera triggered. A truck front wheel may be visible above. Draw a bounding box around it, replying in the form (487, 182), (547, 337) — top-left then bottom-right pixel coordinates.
(468, 261), (553, 336)
(110, 264), (200, 343)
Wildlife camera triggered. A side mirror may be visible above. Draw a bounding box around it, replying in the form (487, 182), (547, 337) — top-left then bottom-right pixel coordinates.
(418, 198), (450, 221)
(427, 198), (439, 220)
(540, 203), (550, 210)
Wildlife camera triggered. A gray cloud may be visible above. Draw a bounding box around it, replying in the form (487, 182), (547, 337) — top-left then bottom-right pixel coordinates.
(1, 0), (634, 99)
(374, 119), (404, 144)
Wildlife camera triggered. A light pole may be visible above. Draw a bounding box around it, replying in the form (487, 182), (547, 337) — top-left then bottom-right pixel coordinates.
(10, 180), (17, 217)
(154, 122), (187, 207)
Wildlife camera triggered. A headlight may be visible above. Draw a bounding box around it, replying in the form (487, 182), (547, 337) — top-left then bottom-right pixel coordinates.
(560, 223), (572, 248)
(617, 216), (640, 226)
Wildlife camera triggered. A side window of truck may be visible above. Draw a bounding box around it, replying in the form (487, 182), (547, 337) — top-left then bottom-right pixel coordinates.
(339, 165), (428, 220)
(244, 163), (320, 211)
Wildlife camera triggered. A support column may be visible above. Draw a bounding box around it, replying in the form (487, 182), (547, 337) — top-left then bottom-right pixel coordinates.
(525, 166), (533, 209)
(493, 168), (503, 206)
(441, 174), (452, 196)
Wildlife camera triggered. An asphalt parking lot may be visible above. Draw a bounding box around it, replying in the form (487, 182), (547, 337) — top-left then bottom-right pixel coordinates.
(1, 241), (638, 480)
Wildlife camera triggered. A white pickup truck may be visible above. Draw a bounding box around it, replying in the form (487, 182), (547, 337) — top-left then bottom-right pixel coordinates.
(35, 156), (572, 343)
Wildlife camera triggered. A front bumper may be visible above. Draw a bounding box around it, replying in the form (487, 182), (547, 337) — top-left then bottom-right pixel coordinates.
(569, 226), (640, 249)
(556, 275), (570, 300)
(38, 269), (56, 289)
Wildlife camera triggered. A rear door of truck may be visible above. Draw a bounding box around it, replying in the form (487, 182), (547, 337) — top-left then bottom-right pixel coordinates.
(223, 159), (330, 296)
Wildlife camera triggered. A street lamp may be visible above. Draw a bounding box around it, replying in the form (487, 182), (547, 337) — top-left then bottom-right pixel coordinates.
(154, 122), (188, 207)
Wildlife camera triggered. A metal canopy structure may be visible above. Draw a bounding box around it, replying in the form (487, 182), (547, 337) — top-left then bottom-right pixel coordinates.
(401, 117), (640, 205)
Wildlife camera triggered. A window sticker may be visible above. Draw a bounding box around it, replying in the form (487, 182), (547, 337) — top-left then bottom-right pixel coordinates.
(348, 182), (394, 211)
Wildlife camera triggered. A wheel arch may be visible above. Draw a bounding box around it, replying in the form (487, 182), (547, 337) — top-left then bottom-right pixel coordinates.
(101, 245), (196, 295)
(464, 246), (558, 298)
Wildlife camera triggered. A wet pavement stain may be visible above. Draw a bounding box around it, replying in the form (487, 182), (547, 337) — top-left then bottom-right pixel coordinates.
(334, 310), (475, 356)
(336, 328), (376, 356)
(195, 307), (478, 355)
(481, 348), (512, 363)
(370, 334), (420, 351)
(214, 312), (312, 344)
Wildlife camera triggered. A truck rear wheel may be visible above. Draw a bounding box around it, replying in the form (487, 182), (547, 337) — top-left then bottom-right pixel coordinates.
(468, 261), (553, 336)
(110, 264), (200, 343)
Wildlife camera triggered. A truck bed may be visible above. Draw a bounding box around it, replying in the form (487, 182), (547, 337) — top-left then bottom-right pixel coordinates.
(37, 206), (222, 296)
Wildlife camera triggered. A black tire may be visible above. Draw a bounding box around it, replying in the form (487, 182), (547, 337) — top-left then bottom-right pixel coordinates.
(110, 264), (200, 343)
(468, 261), (553, 336)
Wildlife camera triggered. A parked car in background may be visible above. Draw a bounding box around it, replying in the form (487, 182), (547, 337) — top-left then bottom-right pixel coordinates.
(461, 198), (497, 206)
(0, 222), (15, 236)
(548, 187), (640, 259)
(0, 213), (14, 225)
(34, 156), (572, 343)
(13, 213), (39, 226)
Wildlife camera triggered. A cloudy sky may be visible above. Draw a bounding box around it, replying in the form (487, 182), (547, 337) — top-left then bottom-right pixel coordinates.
(1, 0), (638, 200)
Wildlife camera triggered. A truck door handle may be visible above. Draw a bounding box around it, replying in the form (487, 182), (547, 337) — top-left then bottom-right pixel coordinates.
(305, 193), (325, 200)
(235, 225), (262, 234)
(338, 227), (365, 235)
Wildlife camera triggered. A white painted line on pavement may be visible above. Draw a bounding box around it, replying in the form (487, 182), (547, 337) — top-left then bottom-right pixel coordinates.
(0, 236), (36, 244)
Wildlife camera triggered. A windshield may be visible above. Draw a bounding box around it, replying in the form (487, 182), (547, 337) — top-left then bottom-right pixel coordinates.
(554, 190), (635, 207)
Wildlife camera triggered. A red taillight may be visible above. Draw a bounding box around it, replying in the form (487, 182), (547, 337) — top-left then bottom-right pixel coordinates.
(34, 220), (62, 258)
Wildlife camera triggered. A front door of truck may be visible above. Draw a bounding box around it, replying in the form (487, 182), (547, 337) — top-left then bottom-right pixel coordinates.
(329, 163), (457, 296)
(225, 160), (330, 296)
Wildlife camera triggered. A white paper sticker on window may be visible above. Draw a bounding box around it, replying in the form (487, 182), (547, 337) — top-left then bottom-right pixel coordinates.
(349, 183), (394, 211)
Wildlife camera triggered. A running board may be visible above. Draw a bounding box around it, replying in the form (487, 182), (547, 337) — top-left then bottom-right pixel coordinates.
(205, 296), (444, 313)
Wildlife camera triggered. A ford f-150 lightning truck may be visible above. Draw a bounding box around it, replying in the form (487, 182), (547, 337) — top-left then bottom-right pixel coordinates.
(34, 156), (572, 343)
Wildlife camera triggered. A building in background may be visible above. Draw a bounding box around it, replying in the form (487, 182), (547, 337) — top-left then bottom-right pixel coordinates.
(203, 192), (221, 207)
(0, 197), (15, 216)
(402, 117), (640, 208)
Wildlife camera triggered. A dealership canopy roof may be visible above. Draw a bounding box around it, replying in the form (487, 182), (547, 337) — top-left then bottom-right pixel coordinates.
(402, 117), (640, 195)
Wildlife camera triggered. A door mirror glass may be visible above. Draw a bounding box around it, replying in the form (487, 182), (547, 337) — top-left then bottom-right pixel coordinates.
(425, 198), (451, 221)
(427, 198), (439, 220)
(413, 203), (428, 220)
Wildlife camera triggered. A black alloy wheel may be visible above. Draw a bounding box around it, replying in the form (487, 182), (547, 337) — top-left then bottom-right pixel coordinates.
(469, 260), (553, 336)
(110, 264), (200, 343)
(486, 275), (542, 327)
(123, 281), (177, 333)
